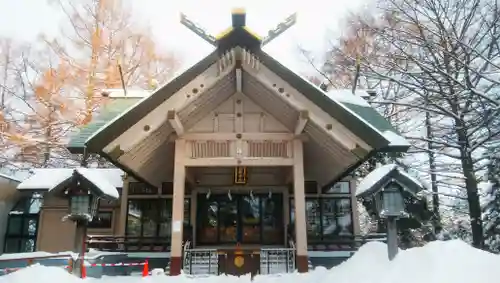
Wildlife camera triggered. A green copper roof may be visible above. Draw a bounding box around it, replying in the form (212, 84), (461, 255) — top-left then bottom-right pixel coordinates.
(67, 98), (142, 153)
(324, 89), (409, 150)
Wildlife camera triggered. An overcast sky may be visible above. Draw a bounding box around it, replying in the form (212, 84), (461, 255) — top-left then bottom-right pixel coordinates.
(0, 0), (368, 73)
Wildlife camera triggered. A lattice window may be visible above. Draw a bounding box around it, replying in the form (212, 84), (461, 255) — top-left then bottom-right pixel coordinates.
(190, 141), (230, 158)
(247, 141), (288, 158)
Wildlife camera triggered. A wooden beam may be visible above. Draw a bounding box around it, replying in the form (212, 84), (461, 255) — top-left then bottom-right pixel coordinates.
(184, 157), (294, 167)
(180, 13), (217, 46)
(183, 132), (296, 141)
(236, 68), (242, 92)
(242, 63), (367, 151)
(167, 110), (184, 136)
(261, 13), (297, 46)
(295, 110), (309, 135)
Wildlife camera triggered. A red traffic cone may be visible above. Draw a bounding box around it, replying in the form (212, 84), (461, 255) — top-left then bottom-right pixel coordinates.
(142, 260), (149, 277)
(67, 258), (73, 274)
(81, 262), (87, 279)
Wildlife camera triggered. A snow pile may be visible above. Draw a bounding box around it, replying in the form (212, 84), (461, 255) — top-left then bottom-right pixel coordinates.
(323, 240), (500, 283)
(0, 265), (80, 283)
(2, 240), (500, 283)
(380, 240), (500, 283)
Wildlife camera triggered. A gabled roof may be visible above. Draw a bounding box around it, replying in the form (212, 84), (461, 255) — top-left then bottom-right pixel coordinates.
(252, 51), (408, 151)
(326, 89), (409, 148)
(84, 51), (220, 153)
(85, 49), (407, 154)
(68, 97), (143, 153)
(80, 10), (410, 188)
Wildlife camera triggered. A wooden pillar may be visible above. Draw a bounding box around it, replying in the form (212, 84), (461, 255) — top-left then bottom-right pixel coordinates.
(190, 189), (197, 246)
(350, 178), (361, 236)
(170, 139), (186, 276)
(292, 139), (308, 272)
(118, 174), (129, 236)
(283, 189), (290, 245)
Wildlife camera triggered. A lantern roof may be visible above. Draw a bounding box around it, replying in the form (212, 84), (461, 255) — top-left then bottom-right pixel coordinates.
(356, 164), (426, 199)
(17, 168), (120, 201)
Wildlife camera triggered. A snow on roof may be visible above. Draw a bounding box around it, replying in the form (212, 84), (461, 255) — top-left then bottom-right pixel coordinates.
(401, 169), (428, 191)
(357, 164), (425, 197)
(0, 172), (21, 183)
(327, 89), (372, 107)
(382, 130), (411, 147)
(4, 240), (500, 283)
(17, 168), (123, 199)
(76, 168), (119, 199)
(85, 58), (203, 145)
(0, 168), (32, 182)
(357, 164), (398, 196)
(86, 168), (124, 188)
(325, 89), (410, 148)
(17, 169), (74, 191)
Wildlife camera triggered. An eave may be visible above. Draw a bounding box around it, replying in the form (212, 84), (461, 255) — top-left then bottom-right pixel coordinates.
(98, 150), (155, 188)
(84, 47), (407, 189)
(85, 50), (220, 153)
(254, 49), (392, 151)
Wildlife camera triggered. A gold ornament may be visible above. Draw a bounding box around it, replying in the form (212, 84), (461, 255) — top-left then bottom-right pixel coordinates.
(234, 256), (244, 268)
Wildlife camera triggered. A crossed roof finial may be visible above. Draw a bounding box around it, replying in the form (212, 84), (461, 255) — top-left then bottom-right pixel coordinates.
(180, 8), (297, 50)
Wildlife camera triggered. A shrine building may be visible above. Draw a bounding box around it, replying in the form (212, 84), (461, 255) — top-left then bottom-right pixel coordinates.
(9, 9), (409, 276)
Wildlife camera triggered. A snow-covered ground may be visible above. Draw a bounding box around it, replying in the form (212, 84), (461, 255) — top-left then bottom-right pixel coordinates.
(2, 240), (499, 283)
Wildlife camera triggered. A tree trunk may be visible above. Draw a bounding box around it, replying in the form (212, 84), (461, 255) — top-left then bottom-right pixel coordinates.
(455, 121), (484, 248)
(425, 111), (441, 234)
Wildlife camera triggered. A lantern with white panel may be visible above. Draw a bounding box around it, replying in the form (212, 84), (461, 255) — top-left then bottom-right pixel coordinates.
(377, 184), (408, 219)
(69, 191), (97, 218)
(63, 169), (118, 222)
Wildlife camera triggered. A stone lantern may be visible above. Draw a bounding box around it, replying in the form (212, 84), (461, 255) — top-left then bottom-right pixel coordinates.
(357, 164), (424, 260)
(50, 168), (119, 276)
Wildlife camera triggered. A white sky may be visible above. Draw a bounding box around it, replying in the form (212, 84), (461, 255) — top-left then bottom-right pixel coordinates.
(0, 0), (369, 73)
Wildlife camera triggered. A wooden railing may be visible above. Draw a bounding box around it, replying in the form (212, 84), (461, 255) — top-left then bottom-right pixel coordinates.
(286, 225), (387, 251)
(87, 236), (172, 252)
(305, 234), (387, 251)
(87, 227), (385, 253)
(87, 226), (193, 252)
